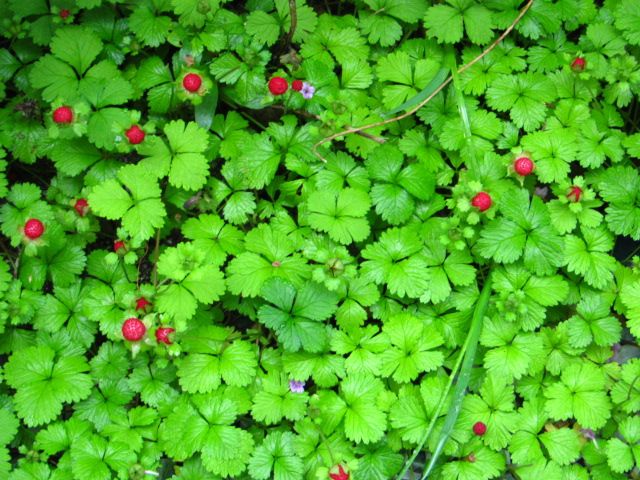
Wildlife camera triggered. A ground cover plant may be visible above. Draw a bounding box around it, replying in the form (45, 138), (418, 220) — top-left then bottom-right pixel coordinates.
(0, 0), (640, 479)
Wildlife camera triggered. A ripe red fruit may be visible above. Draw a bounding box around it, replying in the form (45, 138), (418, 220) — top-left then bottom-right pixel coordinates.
(114, 240), (126, 253)
(155, 327), (175, 345)
(74, 198), (89, 216)
(52, 106), (73, 124)
(268, 77), (288, 95)
(292, 80), (303, 91)
(473, 421), (487, 436)
(24, 219), (45, 239)
(125, 125), (145, 144)
(182, 73), (202, 92)
(328, 464), (349, 480)
(571, 57), (586, 72)
(514, 156), (534, 176)
(135, 297), (151, 311)
(568, 185), (583, 202)
(59, 9), (70, 19)
(122, 318), (146, 341)
(471, 192), (492, 212)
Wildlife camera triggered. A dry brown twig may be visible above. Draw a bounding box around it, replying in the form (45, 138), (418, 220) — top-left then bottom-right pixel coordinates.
(312, 0), (535, 162)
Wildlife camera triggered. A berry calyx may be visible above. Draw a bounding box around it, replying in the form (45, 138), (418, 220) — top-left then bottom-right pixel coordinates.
(292, 80), (303, 91)
(471, 192), (492, 212)
(52, 106), (73, 124)
(74, 198), (89, 217)
(114, 240), (126, 253)
(514, 156), (534, 176)
(135, 297), (151, 311)
(571, 57), (586, 72)
(24, 219), (45, 240)
(122, 318), (146, 341)
(125, 125), (145, 144)
(328, 464), (349, 480)
(268, 77), (288, 95)
(155, 327), (175, 345)
(473, 421), (487, 436)
(59, 9), (70, 19)
(567, 185), (583, 202)
(182, 73), (202, 93)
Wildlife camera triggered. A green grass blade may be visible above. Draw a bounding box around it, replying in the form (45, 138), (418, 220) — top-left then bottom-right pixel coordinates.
(395, 273), (493, 480)
(383, 68), (449, 117)
(420, 273), (493, 480)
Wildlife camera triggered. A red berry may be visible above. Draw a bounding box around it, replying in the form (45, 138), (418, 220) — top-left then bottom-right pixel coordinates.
(328, 464), (349, 480)
(571, 57), (586, 72)
(568, 186), (583, 202)
(74, 198), (89, 216)
(514, 156), (534, 176)
(59, 9), (70, 19)
(182, 73), (202, 92)
(471, 192), (492, 212)
(125, 125), (145, 144)
(292, 80), (303, 91)
(122, 318), (146, 341)
(268, 77), (288, 95)
(52, 106), (73, 124)
(135, 297), (151, 311)
(114, 240), (126, 253)
(155, 327), (175, 345)
(473, 421), (487, 436)
(24, 219), (44, 240)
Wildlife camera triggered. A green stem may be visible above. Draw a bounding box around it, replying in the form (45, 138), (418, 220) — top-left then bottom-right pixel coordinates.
(394, 272), (493, 480)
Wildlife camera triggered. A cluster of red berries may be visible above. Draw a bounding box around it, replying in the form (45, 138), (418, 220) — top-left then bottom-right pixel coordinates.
(122, 302), (175, 345)
(268, 76), (308, 96)
(52, 106), (145, 145)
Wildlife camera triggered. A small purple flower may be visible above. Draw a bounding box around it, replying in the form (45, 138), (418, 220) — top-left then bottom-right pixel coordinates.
(300, 82), (315, 100)
(289, 380), (306, 393)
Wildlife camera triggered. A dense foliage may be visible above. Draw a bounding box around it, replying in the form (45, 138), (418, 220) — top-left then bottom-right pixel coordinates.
(1, 0), (640, 479)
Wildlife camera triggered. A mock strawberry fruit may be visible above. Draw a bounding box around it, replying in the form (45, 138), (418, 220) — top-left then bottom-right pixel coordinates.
(514, 156), (534, 176)
(122, 318), (146, 341)
(114, 240), (126, 253)
(471, 192), (492, 212)
(182, 73), (202, 92)
(473, 421), (487, 436)
(24, 219), (45, 239)
(268, 76), (288, 95)
(59, 9), (70, 19)
(74, 198), (89, 216)
(135, 297), (151, 311)
(328, 464), (349, 480)
(571, 57), (586, 72)
(567, 185), (582, 202)
(292, 80), (303, 91)
(155, 327), (175, 345)
(125, 125), (145, 144)
(52, 106), (73, 124)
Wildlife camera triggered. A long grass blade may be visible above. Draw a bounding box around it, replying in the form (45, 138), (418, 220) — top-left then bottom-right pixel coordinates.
(420, 273), (493, 479)
(383, 68), (449, 117)
(394, 274), (493, 480)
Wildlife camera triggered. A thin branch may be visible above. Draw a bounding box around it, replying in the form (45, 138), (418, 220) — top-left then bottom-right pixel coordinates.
(270, 105), (386, 144)
(312, 0), (535, 162)
(285, 0), (297, 48)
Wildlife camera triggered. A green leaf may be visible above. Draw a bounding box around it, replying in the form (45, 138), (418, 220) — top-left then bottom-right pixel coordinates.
(248, 431), (304, 480)
(50, 26), (102, 74)
(88, 163), (166, 242)
(307, 188), (371, 245)
(139, 119), (210, 191)
(4, 345), (92, 427)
